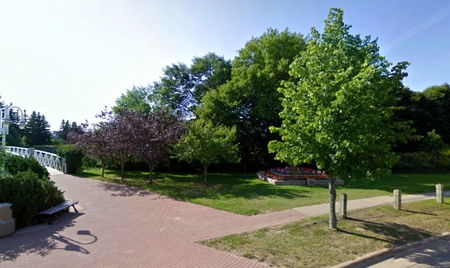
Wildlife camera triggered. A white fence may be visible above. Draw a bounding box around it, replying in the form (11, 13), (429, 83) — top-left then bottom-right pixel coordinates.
(5, 146), (66, 173)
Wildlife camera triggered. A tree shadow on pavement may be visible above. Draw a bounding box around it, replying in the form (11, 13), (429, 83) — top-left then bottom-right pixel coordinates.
(402, 238), (450, 267)
(0, 212), (96, 262)
(341, 217), (432, 246)
(97, 181), (172, 199)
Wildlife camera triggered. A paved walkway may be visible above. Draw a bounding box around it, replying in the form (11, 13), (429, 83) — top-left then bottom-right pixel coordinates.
(0, 174), (448, 267)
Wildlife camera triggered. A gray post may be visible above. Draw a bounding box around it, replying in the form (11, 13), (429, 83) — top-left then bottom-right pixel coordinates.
(340, 193), (347, 219)
(436, 184), (444, 204)
(28, 147), (35, 158)
(393, 189), (402, 210)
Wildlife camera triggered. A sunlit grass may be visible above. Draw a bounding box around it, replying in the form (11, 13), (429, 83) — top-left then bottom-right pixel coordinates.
(201, 199), (450, 267)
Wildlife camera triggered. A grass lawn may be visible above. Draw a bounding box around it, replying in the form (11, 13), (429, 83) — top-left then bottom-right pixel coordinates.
(76, 168), (450, 215)
(200, 199), (450, 268)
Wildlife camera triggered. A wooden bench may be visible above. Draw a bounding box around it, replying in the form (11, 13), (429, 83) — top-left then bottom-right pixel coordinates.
(38, 200), (79, 217)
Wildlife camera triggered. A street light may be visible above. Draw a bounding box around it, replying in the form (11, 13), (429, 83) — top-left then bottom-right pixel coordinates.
(1, 105), (26, 148)
(1, 105), (26, 176)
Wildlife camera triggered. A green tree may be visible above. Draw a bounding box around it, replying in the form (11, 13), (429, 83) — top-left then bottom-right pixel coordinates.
(113, 85), (154, 115)
(173, 119), (240, 184)
(421, 129), (449, 166)
(268, 8), (412, 229)
(198, 28), (305, 169)
(154, 53), (231, 118)
(58, 120), (82, 142)
(23, 111), (52, 146)
(5, 126), (24, 147)
(422, 84), (450, 144)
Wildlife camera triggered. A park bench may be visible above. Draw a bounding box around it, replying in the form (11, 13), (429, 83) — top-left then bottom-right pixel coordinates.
(38, 200), (79, 223)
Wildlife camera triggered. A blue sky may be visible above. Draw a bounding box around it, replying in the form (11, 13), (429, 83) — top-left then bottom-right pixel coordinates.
(0, 0), (449, 130)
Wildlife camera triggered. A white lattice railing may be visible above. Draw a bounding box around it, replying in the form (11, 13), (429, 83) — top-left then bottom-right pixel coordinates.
(5, 146), (66, 173)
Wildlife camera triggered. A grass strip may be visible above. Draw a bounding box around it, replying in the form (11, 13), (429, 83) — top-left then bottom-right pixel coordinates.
(200, 199), (450, 268)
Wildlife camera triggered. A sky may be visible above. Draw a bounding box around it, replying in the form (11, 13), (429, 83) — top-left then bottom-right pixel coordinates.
(1, 0), (449, 131)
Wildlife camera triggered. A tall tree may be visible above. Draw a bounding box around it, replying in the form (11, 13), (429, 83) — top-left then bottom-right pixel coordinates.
(96, 109), (137, 180)
(422, 83), (450, 144)
(421, 129), (449, 167)
(154, 53), (231, 118)
(198, 28), (306, 169)
(58, 120), (82, 142)
(69, 123), (113, 178)
(173, 119), (240, 184)
(23, 111), (51, 146)
(113, 86), (154, 115)
(133, 110), (184, 184)
(268, 8), (413, 229)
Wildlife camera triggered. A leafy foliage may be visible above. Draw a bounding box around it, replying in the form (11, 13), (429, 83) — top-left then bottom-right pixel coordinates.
(131, 110), (184, 183)
(5, 154), (50, 179)
(0, 172), (65, 228)
(269, 8), (413, 228)
(198, 28), (305, 169)
(173, 119), (240, 184)
(22, 111), (52, 146)
(113, 86), (154, 115)
(58, 119), (83, 142)
(70, 109), (184, 181)
(154, 53), (232, 118)
(69, 122), (114, 177)
(57, 144), (84, 174)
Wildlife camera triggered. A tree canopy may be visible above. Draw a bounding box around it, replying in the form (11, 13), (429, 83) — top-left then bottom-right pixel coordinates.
(173, 119), (239, 184)
(268, 8), (413, 229)
(153, 52), (231, 118)
(198, 28), (306, 169)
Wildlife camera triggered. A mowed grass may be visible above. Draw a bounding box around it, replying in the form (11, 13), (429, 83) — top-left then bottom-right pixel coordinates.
(201, 199), (450, 268)
(76, 169), (450, 215)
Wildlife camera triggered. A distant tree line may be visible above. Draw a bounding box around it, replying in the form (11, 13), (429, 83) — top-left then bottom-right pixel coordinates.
(0, 98), (85, 148)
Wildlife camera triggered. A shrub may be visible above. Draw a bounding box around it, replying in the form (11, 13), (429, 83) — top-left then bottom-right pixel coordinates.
(4, 154), (50, 179)
(393, 151), (450, 173)
(0, 171), (65, 228)
(57, 145), (84, 174)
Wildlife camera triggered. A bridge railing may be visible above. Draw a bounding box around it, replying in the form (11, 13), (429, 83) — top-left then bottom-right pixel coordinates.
(5, 146), (66, 173)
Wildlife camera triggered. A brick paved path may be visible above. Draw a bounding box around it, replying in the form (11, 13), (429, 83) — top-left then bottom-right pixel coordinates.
(0, 174), (309, 267)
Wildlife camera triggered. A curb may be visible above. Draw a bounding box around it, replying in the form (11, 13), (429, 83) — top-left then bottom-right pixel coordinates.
(331, 232), (450, 268)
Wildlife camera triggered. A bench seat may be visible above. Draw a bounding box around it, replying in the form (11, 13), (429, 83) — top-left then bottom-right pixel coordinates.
(38, 200), (79, 215)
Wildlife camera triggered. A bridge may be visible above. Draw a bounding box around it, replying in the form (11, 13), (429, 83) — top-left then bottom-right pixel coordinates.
(5, 146), (66, 174)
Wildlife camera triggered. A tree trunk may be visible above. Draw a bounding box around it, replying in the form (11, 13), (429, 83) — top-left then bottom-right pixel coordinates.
(202, 163), (210, 185)
(101, 160), (106, 178)
(148, 164), (154, 184)
(120, 161), (125, 180)
(329, 177), (337, 230)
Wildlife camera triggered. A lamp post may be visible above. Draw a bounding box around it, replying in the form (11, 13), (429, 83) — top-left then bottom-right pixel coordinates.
(1, 105), (26, 147)
(1, 105), (26, 175)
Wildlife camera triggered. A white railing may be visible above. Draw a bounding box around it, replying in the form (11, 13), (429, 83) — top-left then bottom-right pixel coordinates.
(5, 146), (66, 173)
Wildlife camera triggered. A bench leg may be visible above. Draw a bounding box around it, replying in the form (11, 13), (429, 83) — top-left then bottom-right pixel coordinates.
(71, 204), (79, 213)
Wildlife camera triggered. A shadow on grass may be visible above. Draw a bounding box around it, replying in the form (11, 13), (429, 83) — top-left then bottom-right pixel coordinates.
(0, 212), (94, 262)
(342, 217), (432, 246)
(402, 209), (436, 216)
(77, 170), (313, 202)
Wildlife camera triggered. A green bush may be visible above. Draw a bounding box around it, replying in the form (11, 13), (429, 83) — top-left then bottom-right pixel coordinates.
(57, 145), (84, 174)
(0, 171), (65, 228)
(4, 154), (50, 179)
(393, 151), (450, 173)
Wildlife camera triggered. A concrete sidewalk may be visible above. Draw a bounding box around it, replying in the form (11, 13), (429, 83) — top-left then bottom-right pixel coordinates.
(0, 174), (448, 267)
